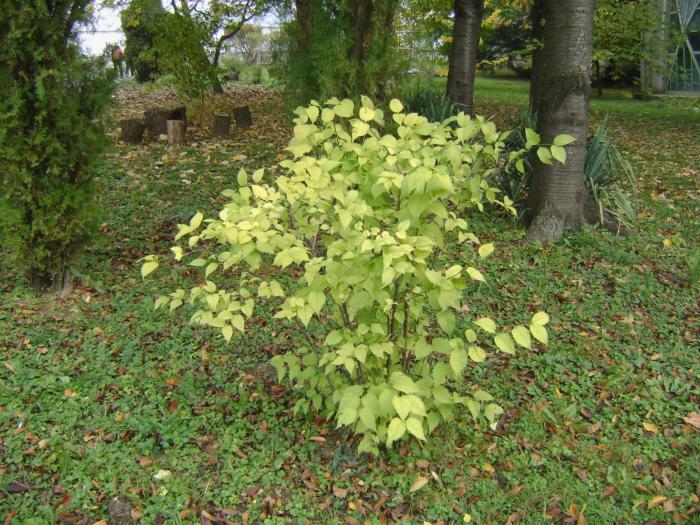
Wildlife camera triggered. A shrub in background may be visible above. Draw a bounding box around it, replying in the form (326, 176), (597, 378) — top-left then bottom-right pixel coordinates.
(273, 0), (404, 108)
(144, 97), (559, 453)
(0, 1), (113, 292)
(154, 12), (217, 101)
(121, 0), (165, 82)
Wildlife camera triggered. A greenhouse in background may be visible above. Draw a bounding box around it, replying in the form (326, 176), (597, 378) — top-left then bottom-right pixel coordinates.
(642, 0), (700, 94)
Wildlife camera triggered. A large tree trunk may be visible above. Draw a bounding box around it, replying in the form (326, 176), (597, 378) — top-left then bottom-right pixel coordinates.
(525, 0), (595, 241)
(446, 0), (484, 115)
(528, 0), (545, 114)
(350, 0), (373, 62)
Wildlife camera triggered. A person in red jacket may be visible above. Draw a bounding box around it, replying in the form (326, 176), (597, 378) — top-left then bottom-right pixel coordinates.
(112, 45), (124, 78)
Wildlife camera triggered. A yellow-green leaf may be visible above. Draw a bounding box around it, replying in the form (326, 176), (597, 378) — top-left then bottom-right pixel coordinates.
(466, 267), (485, 282)
(530, 324), (548, 345)
(389, 99), (403, 113)
(468, 345), (486, 363)
(511, 325), (531, 348)
(141, 261), (159, 278)
(531, 311), (549, 325)
(474, 317), (496, 334)
(406, 417), (426, 440)
(478, 243), (494, 258)
(494, 333), (515, 355)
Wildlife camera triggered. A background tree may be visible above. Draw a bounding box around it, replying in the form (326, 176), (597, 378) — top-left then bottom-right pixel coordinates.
(525, 0), (595, 240)
(0, 0), (113, 293)
(121, 0), (165, 82)
(276, 0), (402, 106)
(446, 0), (485, 114)
(165, 0), (275, 93)
(227, 24), (274, 64)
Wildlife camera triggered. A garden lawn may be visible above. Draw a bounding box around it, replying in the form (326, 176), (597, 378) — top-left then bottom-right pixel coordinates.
(1, 83), (698, 525)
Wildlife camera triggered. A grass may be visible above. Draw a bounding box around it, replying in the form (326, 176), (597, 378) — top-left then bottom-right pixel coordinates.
(1, 82), (699, 524)
(418, 74), (700, 126)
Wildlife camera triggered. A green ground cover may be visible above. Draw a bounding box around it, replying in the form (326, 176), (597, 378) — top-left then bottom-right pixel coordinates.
(1, 81), (698, 524)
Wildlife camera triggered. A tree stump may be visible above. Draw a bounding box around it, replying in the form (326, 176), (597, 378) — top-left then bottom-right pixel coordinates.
(145, 106), (187, 137)
(119, 118), (146, 144)
(233, 106), (253, 128)
(213, 115), (231, 137)
(167, 120), (185, 145)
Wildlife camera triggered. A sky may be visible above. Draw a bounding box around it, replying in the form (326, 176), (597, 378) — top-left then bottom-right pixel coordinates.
(79, 5), (124, 55)
(78, 2), (282, 56)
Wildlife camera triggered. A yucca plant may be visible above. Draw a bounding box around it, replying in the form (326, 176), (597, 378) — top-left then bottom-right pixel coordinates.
(401, 84), (454, 123)
(495, 114), (636, 231)
(584, 118), (636, 230)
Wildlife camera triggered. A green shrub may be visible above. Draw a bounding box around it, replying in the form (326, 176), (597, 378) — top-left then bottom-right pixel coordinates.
(121, 0), (165, 82)
(273, 1), (404, 108)
(154, 13), (216, 100)
(144, 97), (558, 453)
(0, 2), (113, 290)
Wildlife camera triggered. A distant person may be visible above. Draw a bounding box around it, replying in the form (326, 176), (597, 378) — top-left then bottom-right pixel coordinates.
(112, 45), (124, 78)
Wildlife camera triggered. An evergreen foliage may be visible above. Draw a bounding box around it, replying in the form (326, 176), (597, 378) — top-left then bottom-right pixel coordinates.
(121, 0), (165, 82)
(274, 0), (403, 107)
(0, 0), (113, 289)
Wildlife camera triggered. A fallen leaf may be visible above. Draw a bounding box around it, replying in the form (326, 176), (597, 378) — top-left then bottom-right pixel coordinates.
(648, 495), (667, 508)
(602, 486), (616, 497)
(138, 456), (153, 468)
(682, 413), (700, 429)
(167, 399), (179, 413)
(643, 422), (659, 434)
(508, 484), (525, 496)
(153, 469), (171, 480)
(5, 482), (31, 493)
(64, 388), (76, 398)
(332, 485), (348, 498)
(409, 476), (429, 493)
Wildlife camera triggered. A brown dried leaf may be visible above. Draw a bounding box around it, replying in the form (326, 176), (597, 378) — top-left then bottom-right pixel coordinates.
(409, 476), (429, 493)
(682, 412), (700, 429)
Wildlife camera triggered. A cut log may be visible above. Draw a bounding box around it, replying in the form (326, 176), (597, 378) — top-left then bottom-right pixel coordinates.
(213, 115), (231, 137)
(167, 119), (185, 145)
(233, 106), (253, 128)
(145, 106), (187, 137)
(119, 118), (145, 144)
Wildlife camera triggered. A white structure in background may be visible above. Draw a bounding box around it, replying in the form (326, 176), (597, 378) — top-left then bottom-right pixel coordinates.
(643, 0), (700, 94)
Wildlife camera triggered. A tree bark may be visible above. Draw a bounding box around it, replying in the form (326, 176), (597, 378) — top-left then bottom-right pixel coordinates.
(213, 114), (231, 137)
(167, 119), (185, 145)
(233, 106), (253, 128)
(528, 0), (545, 115)
(119, 118), (146, 144)
(525, 0), (595, 241)
(446, 0), (484, 115)
(350, 0), (373, 62)
(145, 106), (187, 137)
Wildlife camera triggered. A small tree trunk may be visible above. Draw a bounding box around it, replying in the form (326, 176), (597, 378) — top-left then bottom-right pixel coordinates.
(233, 106), (253, 128)
(119, 118), (146, 144)
(595, 59), (603, 97)
(145, 106), (187, 137)
(167, 120), (185, 145)
(213, 114), (231, 137)
(446, 0), (484, 115)
(525, 0), (595, 241)
(53, 267), (73, 298)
